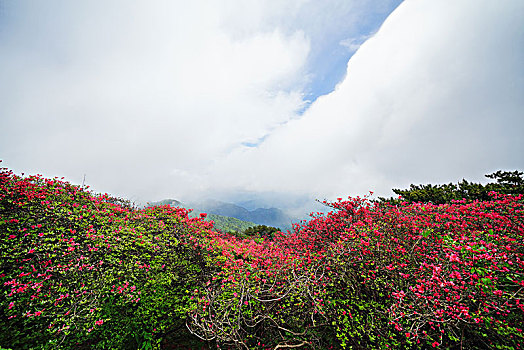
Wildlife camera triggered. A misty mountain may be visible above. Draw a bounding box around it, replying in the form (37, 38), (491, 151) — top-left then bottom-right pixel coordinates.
(148, 199), (182, 207)
(205, 214), (256, 233)
(148, 198), (294, 230)
(188, 199), (293, 230)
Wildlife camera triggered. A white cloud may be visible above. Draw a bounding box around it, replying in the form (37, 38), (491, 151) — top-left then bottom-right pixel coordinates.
(0, 1), (312, 200)
(339, 34), (373, 53)
(207, 0), (524, 200)
(1, 0), (522, 212)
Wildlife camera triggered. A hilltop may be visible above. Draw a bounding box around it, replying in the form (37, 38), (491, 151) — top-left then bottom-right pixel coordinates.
(148, 198), (293, 230)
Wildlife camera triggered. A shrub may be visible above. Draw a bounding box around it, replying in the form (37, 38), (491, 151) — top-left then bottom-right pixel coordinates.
(2, 164), (523, 349)
(0, 166), (212, 349)
(188, 194), (524, 349)
(308, 195), (524, 349)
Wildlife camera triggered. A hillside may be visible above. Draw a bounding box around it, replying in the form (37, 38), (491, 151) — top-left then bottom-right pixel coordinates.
(147, 199), (256, 232)
(2, 166), (524, 349)
(205, 213), (255, 233)
(186, 199), (293, 229)
(149, 198), (293, 230)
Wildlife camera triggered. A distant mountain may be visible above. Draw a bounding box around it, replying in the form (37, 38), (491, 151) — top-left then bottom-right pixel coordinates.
(147, 199), (256, 232)
(147, 198), (294, 230)
(148, 199), (182, 207)
(187, 199), (293, 230)
(249, 207), (292, 229)
(206, 213), (256, 233)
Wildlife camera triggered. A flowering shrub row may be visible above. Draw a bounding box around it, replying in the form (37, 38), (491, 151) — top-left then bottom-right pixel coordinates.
(0, 165), (215, 349)
(1, 163), (523, 349)
(187, 195), (524, 349)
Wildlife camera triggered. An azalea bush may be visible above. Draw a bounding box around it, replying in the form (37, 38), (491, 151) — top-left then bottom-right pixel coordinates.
(0, 165), (214, 349)
(186, 230), (339, 349)
(2, 163), (523, 349)
(311, 195), (524, 349)
(188, 194), (524, 349)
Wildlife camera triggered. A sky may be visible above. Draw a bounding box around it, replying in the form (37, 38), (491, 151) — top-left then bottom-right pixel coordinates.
(1, 0), (523, 214)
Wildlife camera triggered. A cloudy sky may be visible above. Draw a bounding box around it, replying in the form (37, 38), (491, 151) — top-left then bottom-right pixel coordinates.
(1, 0), (523, 211)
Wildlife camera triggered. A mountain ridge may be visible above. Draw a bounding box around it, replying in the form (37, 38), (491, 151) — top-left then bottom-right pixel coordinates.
(148, 198), (293, 230)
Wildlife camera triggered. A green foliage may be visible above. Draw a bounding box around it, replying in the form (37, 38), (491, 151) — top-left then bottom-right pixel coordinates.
(147, 199), (256, 235)
(3, 164), (524, 350)
(205, 213), (255, 234)
(0, 168), (213, 349)
(242, 225), (281, 240)
(380, 170), (524, 204)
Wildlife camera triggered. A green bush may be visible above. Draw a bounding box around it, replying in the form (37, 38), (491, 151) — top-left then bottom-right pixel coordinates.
(0, 167), (212, 349)
(3, 165), (523, 349)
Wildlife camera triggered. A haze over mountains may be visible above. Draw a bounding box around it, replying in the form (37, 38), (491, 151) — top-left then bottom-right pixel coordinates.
(148, 198), (295, 230)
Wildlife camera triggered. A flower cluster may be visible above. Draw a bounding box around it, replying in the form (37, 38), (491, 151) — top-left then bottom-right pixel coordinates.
(1, 162), (523, 349)
(0, 164), (213, 349)
(186, 194), (524, 349)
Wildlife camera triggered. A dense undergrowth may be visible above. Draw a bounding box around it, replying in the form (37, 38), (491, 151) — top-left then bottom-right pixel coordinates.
(1, 164), (523, 349)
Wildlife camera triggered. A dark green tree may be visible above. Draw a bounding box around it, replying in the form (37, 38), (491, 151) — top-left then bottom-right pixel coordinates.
(242, 225), (281, 240)
(380, 170), (524, 204)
